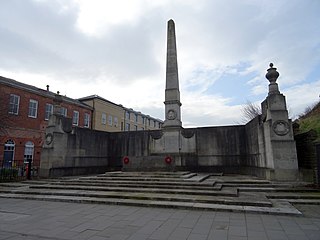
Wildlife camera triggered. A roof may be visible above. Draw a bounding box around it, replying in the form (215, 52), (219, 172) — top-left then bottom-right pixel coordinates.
(78, 94), (122, 107)
(0, 76), (93, 110)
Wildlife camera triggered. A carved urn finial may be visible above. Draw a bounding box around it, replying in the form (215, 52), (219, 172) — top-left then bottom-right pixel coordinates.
(53, 91), (63, 115)
(266, 63), (280, 95)
(266, 63), (279, 83)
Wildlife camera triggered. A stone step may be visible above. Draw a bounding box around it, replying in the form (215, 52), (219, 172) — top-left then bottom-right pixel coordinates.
(67, 179), (215, 187)
(28, 184), (238, 197)
(0, 188), (267, 206)
(79, 174), (214, 182)
(213, 183), (223, 191)
(180, 173), (197, 179)
(2, 173), (317, 217)
(280, 199), (320, 205)
(0, 188), (272, 207)
(101, 171), (191, 178)
(0, 183), (27, 188)
(0, 193), (301, 216)
(80, 176), (196, 182)
(215, 179), (271, 184)
(184, 174), (211, 182)
(267, 193), (320, 199)
(239, 187), (320, 193)
(104, 171), (191, 176)
(50, 180), (221, 191)
(0, 179), (62, 187)
(223, 183), (293, 188)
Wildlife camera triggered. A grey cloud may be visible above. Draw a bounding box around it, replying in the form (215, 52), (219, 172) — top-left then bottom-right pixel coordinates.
(0, 0), (162, 84)
(0, 0), (319, 126)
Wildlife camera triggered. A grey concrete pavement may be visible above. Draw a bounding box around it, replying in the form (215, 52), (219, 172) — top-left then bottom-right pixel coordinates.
(0, 198), (320, 240)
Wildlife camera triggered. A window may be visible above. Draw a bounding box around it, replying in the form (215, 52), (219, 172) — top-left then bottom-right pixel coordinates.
(142, 117), (145, 125)
(125, 123), (130, 131)
(101, 113), (107, 125)
(73, 111), (79, 126)
(60, 107), (67, 117)
(125, 111), (130, 120)
(9, 94), (20, 115)
(45, 103), (53, 120)
(114, 117), (118, 127)
(135, 114), (138, 123)
(134, 125), (138, 131)
(24, 141), (34, 163)
(148, 119), (151, 126)
(108, 115), (113, 126)
(28, 99), (38, 118)
(154, 121), (156, 127)
(84, 113), (90, 128)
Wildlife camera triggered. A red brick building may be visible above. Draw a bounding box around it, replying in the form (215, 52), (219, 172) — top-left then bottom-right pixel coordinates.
(0, 76), (93, 171)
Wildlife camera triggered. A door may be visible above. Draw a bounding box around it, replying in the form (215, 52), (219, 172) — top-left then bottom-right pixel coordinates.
(3, 140), (15, 168)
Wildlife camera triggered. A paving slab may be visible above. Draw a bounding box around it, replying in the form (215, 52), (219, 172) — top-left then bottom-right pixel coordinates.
(1, 199), (320, 240)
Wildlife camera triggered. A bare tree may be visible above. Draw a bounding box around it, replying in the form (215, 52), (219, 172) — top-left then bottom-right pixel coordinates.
(240, 101), (261, 124)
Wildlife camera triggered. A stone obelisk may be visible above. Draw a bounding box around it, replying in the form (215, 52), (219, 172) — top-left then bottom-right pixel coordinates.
(163, 19), (182, 129)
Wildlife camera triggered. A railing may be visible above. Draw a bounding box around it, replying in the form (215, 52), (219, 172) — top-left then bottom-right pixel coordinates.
(0, 160), (39, 182)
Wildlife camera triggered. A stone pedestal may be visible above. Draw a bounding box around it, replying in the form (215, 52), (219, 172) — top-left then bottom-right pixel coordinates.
(122, 127), (196, 172)
(261, 64), (299, 181)
(40, 93), (73, 177)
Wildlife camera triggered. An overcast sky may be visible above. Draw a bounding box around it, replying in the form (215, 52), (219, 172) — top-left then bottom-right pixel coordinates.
(1, 0), (319, 127)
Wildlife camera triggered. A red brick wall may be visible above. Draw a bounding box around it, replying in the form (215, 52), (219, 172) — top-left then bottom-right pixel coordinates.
(0, 83), (92, 168)
(0, 134), (42, 168)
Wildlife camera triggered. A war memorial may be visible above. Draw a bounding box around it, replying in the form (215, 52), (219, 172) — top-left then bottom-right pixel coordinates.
(39, 20), (298, 181)
(1, 19), (320, 240)
(2, 20), (320, 220)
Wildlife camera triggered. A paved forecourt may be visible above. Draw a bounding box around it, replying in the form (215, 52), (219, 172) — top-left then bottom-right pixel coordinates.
(1, 172), (320, 215)
(0, 198), (320, 240)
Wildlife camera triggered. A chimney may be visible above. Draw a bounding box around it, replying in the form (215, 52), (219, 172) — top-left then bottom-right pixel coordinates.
(46, 85), (50, 91)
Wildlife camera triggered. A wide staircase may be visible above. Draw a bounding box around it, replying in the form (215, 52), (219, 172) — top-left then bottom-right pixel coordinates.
(0, 171), (319, 216)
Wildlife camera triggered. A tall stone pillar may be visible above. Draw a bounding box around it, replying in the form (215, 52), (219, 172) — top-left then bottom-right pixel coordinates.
(261, 63), (299, 181)
(163, 19), (182, 129)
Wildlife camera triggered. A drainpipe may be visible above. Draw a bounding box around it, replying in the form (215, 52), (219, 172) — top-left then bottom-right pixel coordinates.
(123, 110), (126, 132)
(91, 99), (95, 130)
